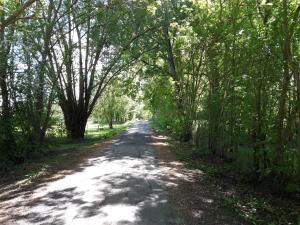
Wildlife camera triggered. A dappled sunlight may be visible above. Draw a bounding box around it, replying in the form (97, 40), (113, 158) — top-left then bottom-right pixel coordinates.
(0, 121), (182, 225)
(150, 133), (204, 184)
(149, 131), (245, 225)
(97, 204), (139, 223)
(127, 127), (139, 134)
(0, 121), (235, 225)
(151, 135), (168, 141)
(192, 209), (204, 218)
(148, 142), (169, 146)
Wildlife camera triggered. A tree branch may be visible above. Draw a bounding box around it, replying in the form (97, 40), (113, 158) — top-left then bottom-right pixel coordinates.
(0, 0), (37, 29)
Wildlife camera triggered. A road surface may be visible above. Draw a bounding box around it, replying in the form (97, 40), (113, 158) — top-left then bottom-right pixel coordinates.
(9, 121), (183, 225)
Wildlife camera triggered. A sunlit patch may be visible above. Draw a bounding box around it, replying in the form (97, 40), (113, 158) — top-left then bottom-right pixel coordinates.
(3, 122), (181, 225)
(168, 161), (184, 166)
(127, 128), (139, 134)
(151, 135), (168, 140)
(148, 142), (169, 146)
(192, 209), (203, 218)
(98, 204), (139, 223)
(200, 197), (214, 204)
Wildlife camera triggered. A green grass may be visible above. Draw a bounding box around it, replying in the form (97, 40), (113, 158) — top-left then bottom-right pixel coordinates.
(0, 122), (132, 186)
(46, 123), (131, 151)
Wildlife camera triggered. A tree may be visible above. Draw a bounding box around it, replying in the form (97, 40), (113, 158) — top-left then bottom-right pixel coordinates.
(93, 81), (134, 129)
(48, 0), (152, 139)
(0, 0), (37, 163)
(142, 0), (300, 186)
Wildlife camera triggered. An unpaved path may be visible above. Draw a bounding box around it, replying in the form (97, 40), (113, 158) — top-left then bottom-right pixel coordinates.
(0, 121), (248, 225)
(1, 122), (182, 225)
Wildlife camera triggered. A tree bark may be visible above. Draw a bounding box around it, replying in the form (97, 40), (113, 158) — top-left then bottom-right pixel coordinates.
(63, 109), (87, 140)
(163, 24), (192, 141)
(109, 119), (113, 129)
(0, 17), (15, 160)
(274, 2), (300, 168)
(291, 59), (300, 180)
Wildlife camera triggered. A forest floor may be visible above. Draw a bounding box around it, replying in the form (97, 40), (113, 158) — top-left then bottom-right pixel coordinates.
(158, 137), (300, 225)
(0, 121), (251, 225)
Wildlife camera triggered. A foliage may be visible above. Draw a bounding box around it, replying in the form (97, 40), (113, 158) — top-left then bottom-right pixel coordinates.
(166, 135), (300, 225)
(142, 0), (300, 190)
(1, 0), (300, 197)
(92, 81), (135, 128)
(0, 0), (145, 166)
(0, 123), (130, 184)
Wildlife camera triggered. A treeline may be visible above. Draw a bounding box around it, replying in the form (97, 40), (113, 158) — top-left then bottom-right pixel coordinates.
(140, 0), (300, 189)
(92, 81), (141, 129)
(1, 0), (300, 189)
(0, 0), (147, 167)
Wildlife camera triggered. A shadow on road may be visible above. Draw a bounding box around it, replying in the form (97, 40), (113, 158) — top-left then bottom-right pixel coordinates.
(0, 122), (180, 225)
(0, 121), (247, 225)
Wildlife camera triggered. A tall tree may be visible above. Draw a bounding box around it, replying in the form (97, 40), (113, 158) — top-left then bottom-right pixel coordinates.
(0, 0), (37, 162)
(48, 0), (151, 139)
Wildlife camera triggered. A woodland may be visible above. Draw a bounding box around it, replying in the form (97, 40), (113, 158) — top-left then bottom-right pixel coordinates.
(1, 0), (300, 221)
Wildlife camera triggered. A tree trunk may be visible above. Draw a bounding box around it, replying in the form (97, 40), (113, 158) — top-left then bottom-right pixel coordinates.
(0, 26), (15, 160)
(252, 81), (263, 174)
(274, 0), (291, 167)
(63, 108), (88, 140)
(163, 24), (192, 141)
(291, 59), (300, 180)
(207, 46), (223, 157)
(275, 60), (290, 167)
(109, 118), (113, 129)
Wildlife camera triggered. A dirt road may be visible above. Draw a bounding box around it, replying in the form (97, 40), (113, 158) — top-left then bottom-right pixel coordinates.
(1, 121), (250, 225)
(2, 121), (183, 225)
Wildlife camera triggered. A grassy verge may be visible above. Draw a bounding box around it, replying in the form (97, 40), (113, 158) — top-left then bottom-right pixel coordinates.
(150, 122), (300, 225)
(0, 122), (132, 186)
(173, 145), (300, 225)
(46, 123), (131, 151)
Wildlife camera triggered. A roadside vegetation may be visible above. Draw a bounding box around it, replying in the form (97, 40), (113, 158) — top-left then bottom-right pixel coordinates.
(0, 122), (132, 185)
(1, 0), (300, 224)
(141, 0), (300, 194)
(151, 122), (300, 225)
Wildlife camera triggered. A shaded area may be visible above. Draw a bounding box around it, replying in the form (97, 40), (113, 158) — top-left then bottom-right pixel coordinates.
(0, 123), (130, 187)
(151, 134), (250, 225)
(1, 122), (182, 225)
(0, 121), (250, 225)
